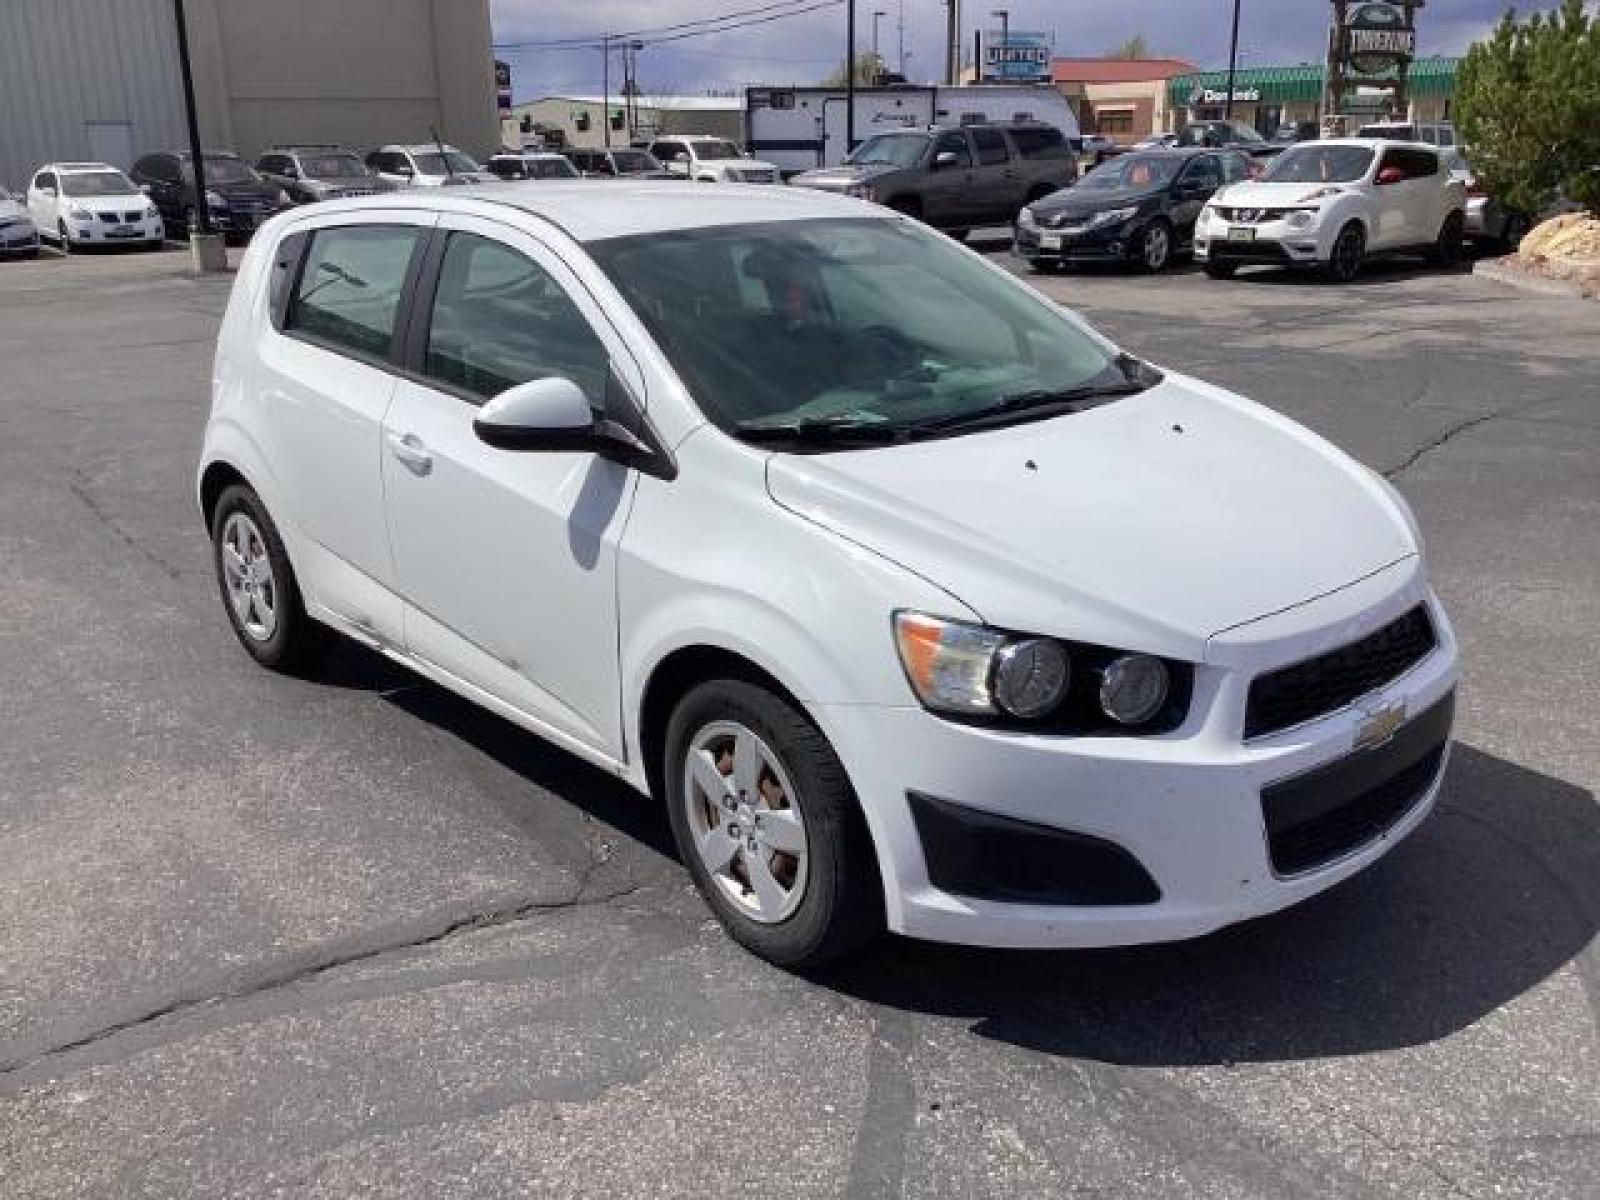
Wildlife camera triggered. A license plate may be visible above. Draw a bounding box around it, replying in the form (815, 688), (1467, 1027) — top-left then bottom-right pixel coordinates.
(1228, 226), (1256, 242)
(108, 226), (140, 238)
(1040, 233), (1062, 250)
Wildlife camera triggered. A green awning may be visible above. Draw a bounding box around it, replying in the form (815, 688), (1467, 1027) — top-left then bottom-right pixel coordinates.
(1168, 57), (1460, 106)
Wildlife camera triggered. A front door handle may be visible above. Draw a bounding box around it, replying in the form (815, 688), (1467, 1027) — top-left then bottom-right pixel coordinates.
(388, 432), (433, 476)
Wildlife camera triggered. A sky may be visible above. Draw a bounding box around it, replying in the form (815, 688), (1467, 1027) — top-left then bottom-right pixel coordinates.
(487, 0), (1577, 101)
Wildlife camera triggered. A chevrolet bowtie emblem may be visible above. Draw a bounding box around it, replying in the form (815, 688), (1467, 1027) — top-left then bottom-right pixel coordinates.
(1354, 701), (1407, 751)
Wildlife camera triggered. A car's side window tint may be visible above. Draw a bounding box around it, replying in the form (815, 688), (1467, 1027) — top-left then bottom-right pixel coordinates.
(424, 232), (609, 405)
(285, 225), (421, 361)
(972, 128), (1009, 165)
(932, 132), (972, 167)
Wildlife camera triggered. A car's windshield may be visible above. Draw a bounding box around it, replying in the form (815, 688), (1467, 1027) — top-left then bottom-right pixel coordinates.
(846, 134), (928, 168)
(693, 140), (740, 161)
(588, 218), (1131, 443)
(413, 152), (482, 175)
(529, 158), (578, 178)
(612, 150), (661, 174)
(59, 170), (138, 197)
(1263, 144), (1374, 183)
(186, 157), (258, 183)
(300, 154), (368, 178)
(1080, 155), (1182, 189)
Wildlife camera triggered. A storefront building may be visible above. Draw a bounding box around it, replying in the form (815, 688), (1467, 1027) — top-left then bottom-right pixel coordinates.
(1050, 58), (1198, 143)
(1165, 56), (1459, 137)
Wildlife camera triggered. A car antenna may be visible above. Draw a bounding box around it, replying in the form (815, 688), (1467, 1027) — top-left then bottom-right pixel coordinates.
(431, 126), (454, 179)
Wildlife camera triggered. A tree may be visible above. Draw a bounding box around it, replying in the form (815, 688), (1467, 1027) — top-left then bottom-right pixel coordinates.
(821, 53), (883, 87)
(1455, 0), (1600, 216)
(1109, 33), (1150, 60)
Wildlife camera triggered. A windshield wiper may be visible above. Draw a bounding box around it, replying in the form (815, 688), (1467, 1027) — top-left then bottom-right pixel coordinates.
(732, 415), (907, 446)
(907, 378), (1150, 436)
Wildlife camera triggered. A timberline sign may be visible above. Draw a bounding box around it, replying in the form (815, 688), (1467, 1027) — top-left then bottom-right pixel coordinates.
(1345, 2), (1417, 74)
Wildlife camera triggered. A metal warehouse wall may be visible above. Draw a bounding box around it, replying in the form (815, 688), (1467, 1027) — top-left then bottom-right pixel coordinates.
(0, 0), (188, 191)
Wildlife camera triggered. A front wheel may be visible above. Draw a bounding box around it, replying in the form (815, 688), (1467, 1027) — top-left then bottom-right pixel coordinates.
(1137, 219), (1173, 272)
(1428, 211), (1465, 269)
(665, 678), (882, 969)
(57, 221), (73, 254)
(1324, 222), (1365, 283)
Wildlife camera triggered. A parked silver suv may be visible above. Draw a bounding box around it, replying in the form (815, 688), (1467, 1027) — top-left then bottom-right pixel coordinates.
(789, 121), (1076, 235)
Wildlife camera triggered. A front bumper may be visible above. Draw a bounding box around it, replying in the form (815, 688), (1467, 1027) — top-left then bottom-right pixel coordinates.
(0, 222), (39, 254)
(819, 579), (1458, 949)
(1015, 219), (1139, 263)
(1195, 212), (1332, 267)
(66, 217), (165, 244)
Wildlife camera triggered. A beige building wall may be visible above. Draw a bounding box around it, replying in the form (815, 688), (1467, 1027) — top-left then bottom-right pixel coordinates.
(1082, 79), (1175, 141)
(187, 0), (498, 160)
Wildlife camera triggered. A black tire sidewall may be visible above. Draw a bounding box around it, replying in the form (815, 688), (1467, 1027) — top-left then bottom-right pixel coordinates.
(210, 483), (320, 669)
(1327, 223), (1364, 282)
(663, 678), (881, 969)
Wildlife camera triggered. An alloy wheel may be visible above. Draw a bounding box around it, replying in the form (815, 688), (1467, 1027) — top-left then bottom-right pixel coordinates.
(219, 512), (278, 642)
(682, 720), (809, 924)
(1143, 223), (1171, 271)
(1330, 226), (1364, 282)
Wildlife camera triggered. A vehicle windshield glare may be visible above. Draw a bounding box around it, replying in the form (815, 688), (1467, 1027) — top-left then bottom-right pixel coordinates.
(693, 141), (740, 161)
(186, 157), (258, 183)
(1262, 144), (1375, 184)
(413, 151), (482, 176)
(300, 154), (368, 178)
(846, 134), (928, 168)
(588, 218), (1131, 443)
(59, 170), (139, 197)
(1082, 155), (1182, 189)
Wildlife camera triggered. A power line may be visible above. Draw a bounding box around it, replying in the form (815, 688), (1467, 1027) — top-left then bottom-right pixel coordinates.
(492, 0), (840, 51)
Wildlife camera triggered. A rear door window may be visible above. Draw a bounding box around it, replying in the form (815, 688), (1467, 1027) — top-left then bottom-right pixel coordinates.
(285, 225), (423, 362)
(1008, 126), (1067, 160)
(972, 128), (1010, 165)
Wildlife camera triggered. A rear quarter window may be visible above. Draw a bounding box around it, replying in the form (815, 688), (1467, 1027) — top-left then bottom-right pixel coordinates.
(1008, 127), (1067, 160)
(284, 225), (423, 362)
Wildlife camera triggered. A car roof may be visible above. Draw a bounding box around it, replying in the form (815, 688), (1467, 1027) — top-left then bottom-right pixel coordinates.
(299, 180), (877, 242)
(383, 144), (462, 154)
(1317, 137), (1438, 150)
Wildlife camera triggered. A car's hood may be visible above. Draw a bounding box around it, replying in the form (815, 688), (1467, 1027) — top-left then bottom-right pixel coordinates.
(0, 198), (33, 220)
(209, 180), (280, 201)
(765, 372), (1417, 662)
(1211, 180), (1353, 207)
(1035, 185), (1160, 217)
(793, 163), (898, 188)
(715, 158), (780, 172)
(64, 193), (150, 213)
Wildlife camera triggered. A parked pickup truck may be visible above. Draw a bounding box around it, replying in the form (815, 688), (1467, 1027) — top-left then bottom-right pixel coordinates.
(788, 120), (1076, 235)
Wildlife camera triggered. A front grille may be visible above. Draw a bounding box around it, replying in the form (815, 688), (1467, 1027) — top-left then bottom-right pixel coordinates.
(1246, 605), (1436, 739)
(1261, 691), (1453, 875)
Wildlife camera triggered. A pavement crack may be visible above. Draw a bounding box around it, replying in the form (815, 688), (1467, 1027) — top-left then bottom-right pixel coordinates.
(0, 882), (643, 1080)
(65, 468), (183, 581)
(1382, 413), (1500, 479)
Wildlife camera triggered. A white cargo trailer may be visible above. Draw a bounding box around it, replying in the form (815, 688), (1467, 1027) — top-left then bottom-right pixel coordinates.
(745, 84), (1081, 175)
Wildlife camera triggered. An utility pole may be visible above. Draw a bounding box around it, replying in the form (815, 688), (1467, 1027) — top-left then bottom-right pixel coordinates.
(845, 0), (856, 156)
(170, 0), (210, 237)
(1223, 0), (1242, 124)
(992, 8), (1010, 74)
(897, 0), (905, 76)
(944, 0), (960, 84)
(873, 10), (885, 75)
(602, 34), (612, 148)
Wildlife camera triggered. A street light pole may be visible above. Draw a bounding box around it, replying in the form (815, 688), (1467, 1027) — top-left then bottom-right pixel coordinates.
(1223, 0), (1242, 124)
(170, 0), (210, 237)
(845, 0), (856, 156)
(944, 0), (960, 84)
(873, 10), (885, 75)
(602, 34), (612, 148)
(992, 9), (1009, 80)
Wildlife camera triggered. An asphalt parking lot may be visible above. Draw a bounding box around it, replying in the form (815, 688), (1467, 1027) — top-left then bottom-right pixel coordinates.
(1, 239), (1596, 1199)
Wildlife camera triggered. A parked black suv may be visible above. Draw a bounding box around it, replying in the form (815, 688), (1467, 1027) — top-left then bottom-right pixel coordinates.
(130, 151), (290, 240)
(1015, 148), (1253, 272)
(789, 121), (1077, 235)
(254, 146), (394, 204)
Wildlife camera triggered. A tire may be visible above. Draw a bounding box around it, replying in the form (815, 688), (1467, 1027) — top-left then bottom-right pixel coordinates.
(1428, 211), (1465, 269)
(1203, 261), (1238, 279)
(1498, 212), (1530, 252)
(57, 221), (73, 255)
(664, 678), (882, 969)
(1324, 221), (1365, 283)
(210, 483), (330, 670)
(1137, 219), (1173, 272)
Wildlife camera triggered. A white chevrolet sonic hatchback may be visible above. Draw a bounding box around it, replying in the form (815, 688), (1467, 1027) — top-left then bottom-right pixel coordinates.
(199, 182), (1458, 967)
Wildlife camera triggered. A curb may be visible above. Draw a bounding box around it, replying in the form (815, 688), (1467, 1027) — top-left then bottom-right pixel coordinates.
(1472, 259), (1596, 301)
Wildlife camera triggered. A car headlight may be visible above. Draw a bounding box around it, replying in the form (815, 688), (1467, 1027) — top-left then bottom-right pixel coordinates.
(1099, 655), (1170, 725)
(1286, 210), (1315, 229)
(1298, 187), (1343, 203)
(1017, 205), (1038, 228)
(892, 612), (1187, 729)
(205, 190), (228, 208)
(1088, 205), (1139, 228)
(69, 208), (93, 222)
(145, 204), (160, 219)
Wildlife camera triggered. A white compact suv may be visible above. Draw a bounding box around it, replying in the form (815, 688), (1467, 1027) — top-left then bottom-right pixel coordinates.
(365, 144), (492, 188)
(199, 183), (1457, 967)
(1195, 139), (1467, 281)
(26, 162), (164, 251)
(646, 135), (781, 184)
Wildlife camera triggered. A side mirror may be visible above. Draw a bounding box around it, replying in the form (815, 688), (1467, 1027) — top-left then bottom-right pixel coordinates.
(474, 377), (596, 452)
(1376, 166), (1404, 185)
(933, 151), (959, 169)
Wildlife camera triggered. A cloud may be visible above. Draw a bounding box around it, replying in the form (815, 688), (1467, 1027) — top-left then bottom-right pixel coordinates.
(489, 0), (1564, 99)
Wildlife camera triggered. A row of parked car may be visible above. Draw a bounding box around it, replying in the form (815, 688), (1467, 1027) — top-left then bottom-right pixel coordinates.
(0, 134), (783, 256)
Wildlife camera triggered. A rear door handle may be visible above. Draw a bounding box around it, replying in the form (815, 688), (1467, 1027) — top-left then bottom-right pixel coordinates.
(388, 432), (433, 476)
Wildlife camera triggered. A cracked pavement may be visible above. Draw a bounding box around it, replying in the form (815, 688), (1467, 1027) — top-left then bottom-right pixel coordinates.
(1, 245), (1597, 1198)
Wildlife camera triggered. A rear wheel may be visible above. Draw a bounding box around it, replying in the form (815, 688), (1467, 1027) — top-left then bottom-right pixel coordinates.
(665, 678), (882, 969)
(1498, 212), (1530, 252)
(1324, 222), (1365, 283)
(210, 484), (330, 670)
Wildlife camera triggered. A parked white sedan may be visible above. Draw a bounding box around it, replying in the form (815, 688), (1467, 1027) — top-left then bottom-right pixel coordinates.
(26, 162), (164, 252)
(1195, 139), (1467, 281)
(0, 189), (40, 258)
(198, 183), (1458, 967)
